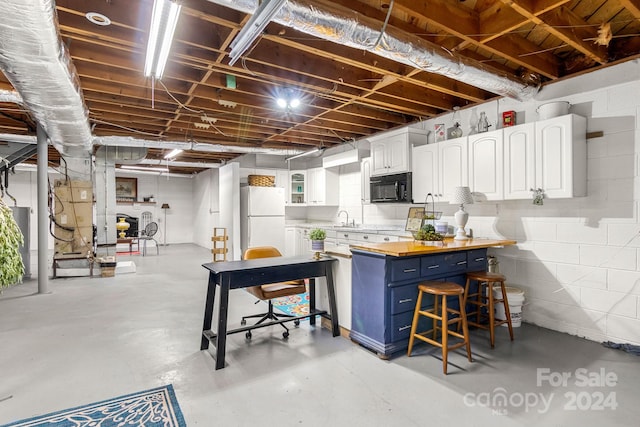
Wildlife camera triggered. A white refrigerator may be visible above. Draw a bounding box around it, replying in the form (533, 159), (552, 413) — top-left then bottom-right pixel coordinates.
(240, 186), (286, 256)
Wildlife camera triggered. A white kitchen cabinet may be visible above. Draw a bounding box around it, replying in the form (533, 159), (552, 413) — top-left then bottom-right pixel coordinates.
(369, 127), (428, 176)
(361, 157), (371, 204)
(412, 144), (440, 204)
(275, 170), (289, 188)
(289, 170), (306, 205)
(504, 122), (536, 200)
(535, 114), (587, 198)
(307, 167), (339, 205)
(468, 129), (503, 201)
(295, 227), (309, 256)
(504, 115), (586, 200)
(284, 226), (297, 257)
(438, 136), (468, 202)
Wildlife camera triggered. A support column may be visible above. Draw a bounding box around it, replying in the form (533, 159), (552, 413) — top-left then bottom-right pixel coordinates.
(36, 124), (49, 293)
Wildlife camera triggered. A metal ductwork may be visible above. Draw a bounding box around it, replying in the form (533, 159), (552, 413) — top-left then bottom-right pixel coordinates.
(0, 0), (92, 157)
(93, 136), (302, 156)
(0, 133), (302, 161)
(207, 0), (539, 101)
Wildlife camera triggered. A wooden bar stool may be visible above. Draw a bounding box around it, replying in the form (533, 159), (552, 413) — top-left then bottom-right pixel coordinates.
(407, 281), (472, 375)
(463, 271), (514, 347)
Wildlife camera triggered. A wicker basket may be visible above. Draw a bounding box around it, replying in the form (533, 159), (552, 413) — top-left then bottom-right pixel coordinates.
(248, 175), (275, 187)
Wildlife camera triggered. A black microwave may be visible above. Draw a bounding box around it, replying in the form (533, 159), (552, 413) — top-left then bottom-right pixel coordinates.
(370, 172), (412, 203)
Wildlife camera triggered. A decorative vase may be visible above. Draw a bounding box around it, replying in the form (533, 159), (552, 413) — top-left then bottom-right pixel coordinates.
(116, 217), (130, 239)
(311, 240), (324, 259)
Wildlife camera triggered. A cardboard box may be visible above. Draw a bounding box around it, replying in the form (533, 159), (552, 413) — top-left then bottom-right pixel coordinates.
(54, 226), (93, 255)
(54, 202), (93, 228)
(54, 180), (93, 203)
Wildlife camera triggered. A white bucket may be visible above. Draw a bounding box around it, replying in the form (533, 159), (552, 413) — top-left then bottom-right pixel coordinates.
(493, 286), (525, 327)
(536, 101), (570, 120)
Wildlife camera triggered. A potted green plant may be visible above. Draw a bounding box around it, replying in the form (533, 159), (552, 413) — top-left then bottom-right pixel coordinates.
(309, 228), (326, 258)
(0, 198), (25, 289)
(414, 223), (444, 246)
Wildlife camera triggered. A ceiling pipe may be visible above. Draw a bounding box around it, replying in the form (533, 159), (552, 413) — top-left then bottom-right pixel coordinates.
(207, 0), (539, 101)
(0, 0), (93, 157)
(139, 159), (221, 169)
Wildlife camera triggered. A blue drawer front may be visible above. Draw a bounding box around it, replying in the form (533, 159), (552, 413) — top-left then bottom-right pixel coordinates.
(467, 249), (488, 271)
(443, 252), (468, 273)
(420, 254), (445, 276)
(390, 258), (421, 282)
(390, 283), (436, 315)
(390, 310), (434, 342)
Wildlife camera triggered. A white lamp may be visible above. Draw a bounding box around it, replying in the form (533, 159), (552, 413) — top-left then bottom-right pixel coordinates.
(450, 186), (474, 240)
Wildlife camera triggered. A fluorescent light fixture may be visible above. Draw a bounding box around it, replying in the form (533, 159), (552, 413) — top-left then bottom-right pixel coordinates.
(277, 97), (287, 108)
(228, 0), (286, 66)
(121, 165), (168, 172)
(289, 98), (300, 108)
(164, 148), (183, 159)
(144, 0), (182, 79)
(285, 147), (324, 161)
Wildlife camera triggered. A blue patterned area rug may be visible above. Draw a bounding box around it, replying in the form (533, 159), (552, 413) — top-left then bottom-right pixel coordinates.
(2, 384), (186, 427)
(272, 291), (310, 317)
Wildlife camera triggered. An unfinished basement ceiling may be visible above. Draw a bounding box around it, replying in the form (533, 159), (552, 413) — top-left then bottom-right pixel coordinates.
(1, 0), (639, 174)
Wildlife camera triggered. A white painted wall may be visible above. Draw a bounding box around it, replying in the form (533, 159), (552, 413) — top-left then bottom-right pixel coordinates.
(192, 169), (220, 250)
(114, 173), (194, 245)
(7, 169), (195, 250)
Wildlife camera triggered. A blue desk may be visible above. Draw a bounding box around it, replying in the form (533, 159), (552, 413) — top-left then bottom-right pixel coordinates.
(201, 256), (339, 370)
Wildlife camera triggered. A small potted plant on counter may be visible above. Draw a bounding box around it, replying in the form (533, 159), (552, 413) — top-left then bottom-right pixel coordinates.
(414, 223), (444, 246)
(309, 228), (326, 259)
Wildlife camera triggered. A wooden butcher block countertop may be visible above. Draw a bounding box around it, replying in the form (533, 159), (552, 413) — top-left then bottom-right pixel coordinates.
(349, 238), (517, 257)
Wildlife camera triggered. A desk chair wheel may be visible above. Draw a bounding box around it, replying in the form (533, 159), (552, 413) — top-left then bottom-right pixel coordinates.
(294, 320), (300, 327)
(245, 331), (252, 340)
(283, 331), (289, 339)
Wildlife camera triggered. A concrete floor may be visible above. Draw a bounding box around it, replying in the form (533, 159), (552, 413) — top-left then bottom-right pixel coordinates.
(1, 244), (638, 426)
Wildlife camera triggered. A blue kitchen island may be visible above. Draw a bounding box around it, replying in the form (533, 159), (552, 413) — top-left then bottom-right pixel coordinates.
(349, 238), (516, 358)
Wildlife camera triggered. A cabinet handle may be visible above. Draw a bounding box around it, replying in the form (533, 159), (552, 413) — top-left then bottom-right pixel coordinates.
(384, 237), (389, 241)
(363, 235), (369, 239)
(475, 257), (485, 262)
(343, 234), (349, 238)
(398, 298), (413, 304)
(398, 325), (412, 332)
(427, 264), (440, 269)
(403, 268), (417, 273)
(457, 261), (467, 265)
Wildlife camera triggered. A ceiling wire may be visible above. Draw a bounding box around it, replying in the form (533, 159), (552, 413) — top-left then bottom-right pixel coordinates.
(91, 118), (165, 138)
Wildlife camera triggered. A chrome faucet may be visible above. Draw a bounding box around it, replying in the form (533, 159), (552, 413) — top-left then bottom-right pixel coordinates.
(337, 210), (350, 226)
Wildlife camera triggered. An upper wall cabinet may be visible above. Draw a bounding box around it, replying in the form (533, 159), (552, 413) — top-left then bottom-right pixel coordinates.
(503, 123), (535, 200)
(369, 128), (428, 176)
(438, 136), (468, 202)
(289, 170), (306, 205)
(411, 137), (467, 203)
(504, 115), (586, 200)
(412, 144), (439, 204)
(307, 167), (339, 206)
(361, 157), (372, 204)
(411, 114), (587, 203)
(468, 129), (503, 201)
(535, 114), (586, 198)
